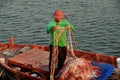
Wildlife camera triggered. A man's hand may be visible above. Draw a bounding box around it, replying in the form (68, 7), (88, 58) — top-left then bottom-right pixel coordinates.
(66, 26), (71, 30)
(52, 26), (57, 31)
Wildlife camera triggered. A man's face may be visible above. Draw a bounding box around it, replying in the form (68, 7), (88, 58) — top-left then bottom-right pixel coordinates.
(55, 17), (62, 23)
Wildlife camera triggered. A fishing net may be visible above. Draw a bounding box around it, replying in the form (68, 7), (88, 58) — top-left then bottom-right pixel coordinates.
(55, 30), (101, 80)
(107, 68), (120, 80)
(56, 58), (101, 80)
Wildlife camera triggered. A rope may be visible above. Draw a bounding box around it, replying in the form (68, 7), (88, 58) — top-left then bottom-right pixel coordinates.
(50, 26), (64, 80)
(0, 69), (4, 77)
(71, 32), (79, 50)
(68, 30), (77, 59)
(50, 31), (57, 80)
(49, 26), (74, 80)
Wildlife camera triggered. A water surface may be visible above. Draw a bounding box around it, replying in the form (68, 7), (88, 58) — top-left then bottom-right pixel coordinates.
(0, 0), (120, 55)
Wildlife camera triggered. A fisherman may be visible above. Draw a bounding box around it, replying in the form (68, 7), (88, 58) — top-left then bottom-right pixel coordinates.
(46, 9), (74, 80)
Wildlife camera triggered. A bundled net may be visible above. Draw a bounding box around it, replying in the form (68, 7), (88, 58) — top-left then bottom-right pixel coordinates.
(107, 68), (120, 80)
(55, 30), (101, 80)
(56, 58), (101, 80)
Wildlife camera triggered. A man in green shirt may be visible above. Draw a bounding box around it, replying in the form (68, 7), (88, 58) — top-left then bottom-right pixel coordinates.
(47, 9), (74, 80)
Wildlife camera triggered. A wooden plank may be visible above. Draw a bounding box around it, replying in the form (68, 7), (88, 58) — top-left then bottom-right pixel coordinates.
(8, 48), (49, 72)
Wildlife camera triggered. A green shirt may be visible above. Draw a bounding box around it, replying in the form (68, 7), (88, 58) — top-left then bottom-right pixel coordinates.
(46, 19), (74, 47)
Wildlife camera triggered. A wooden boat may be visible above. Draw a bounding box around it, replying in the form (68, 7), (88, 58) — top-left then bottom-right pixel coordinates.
(0, 37), (120, 80)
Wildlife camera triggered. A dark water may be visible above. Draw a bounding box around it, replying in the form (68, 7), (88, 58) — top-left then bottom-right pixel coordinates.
(0, 0), (120, 55)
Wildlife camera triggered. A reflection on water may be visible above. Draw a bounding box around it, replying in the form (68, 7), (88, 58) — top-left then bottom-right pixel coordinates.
(0, 0), (120, 55)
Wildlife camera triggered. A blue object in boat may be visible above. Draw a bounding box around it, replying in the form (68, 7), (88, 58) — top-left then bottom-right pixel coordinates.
(91, 62), (114, 80)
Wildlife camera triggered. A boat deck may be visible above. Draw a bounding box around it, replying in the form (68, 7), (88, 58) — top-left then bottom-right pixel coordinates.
(8, 48), (49, 73)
